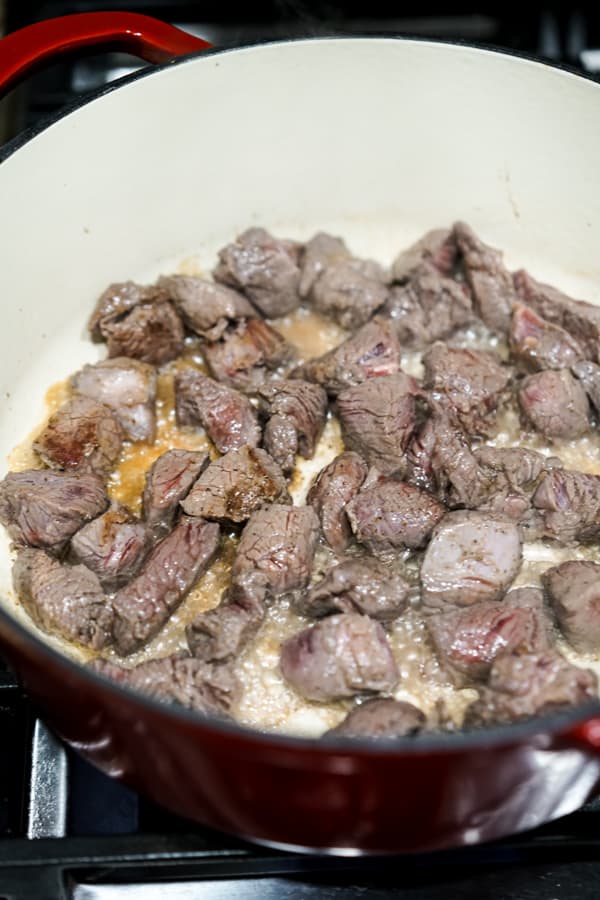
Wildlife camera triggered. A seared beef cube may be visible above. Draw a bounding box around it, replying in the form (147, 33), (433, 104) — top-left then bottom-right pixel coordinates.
(91, 655), (240, 716)
(514, 269), (600, 363)
(187, 570), (268, 662)
(532, 469), (600, 543)
(519, 369), (590, 438)
(213, 227), (301, 317)
(158, 275), (256, 340)
(182, 446), (290, 524)
(464, 651), (597, 726)
(280, 613), (399, 701)
(175, 369), (260, 453)
(453, 222), (517, 333)
(296, 558), (409, 621)
(142, 449), (209, 539)
(233, 504), (319, 595)
(0, 470), (108, 553)
(572, 360), (600, 414)
(309, 257), (389, 329)
(294, 318), (400, 396)
(467, 447), (561, 520)
(72, 357), (157, 443)
(326, 698), (425, 739)
(428, 587), (550, 685)
(88, 281), (169, 339)
(70, 504), (149, 590)
(421, 511), (522, 612)
(391, 228), (457, 282)
(13, 549), (111, 650)
(34, 395), (123, 477)
(543, 560), (600, 651)
(307, 451), (368, 552)
(204, 318), (293, 391)
(383, 267), (473, 348)
(112, 516), (220, 655)
(405, 408), (484, 501)
(509, 305), (584, 372)
(422, 342), (511, 435)
(347, 480), (445, 555)
(337, 373), (421, 475)
(299, 232), (350, 298)
(258, 379), (327, 474)
(104, 301), (185, 365)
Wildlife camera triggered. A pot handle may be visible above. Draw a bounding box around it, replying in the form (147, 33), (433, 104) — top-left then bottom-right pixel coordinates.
(0, 12), (211, 98)
(572, 718), (600, 750)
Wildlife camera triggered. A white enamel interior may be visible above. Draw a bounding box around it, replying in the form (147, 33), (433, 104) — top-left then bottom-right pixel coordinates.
(1, 37), (600, 646)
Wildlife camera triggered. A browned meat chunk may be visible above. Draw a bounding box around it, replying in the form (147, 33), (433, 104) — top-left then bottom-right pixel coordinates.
(91, 655), (240, 716)
(187, 570), (268, 662)
(543, 560), (600, 652)
(112, 517), (220, 655)
(0, 470), (108, 553)
(103, 301), (185, 365)
(405, 407), (483, 500)
(299, 232), (350, 298)
(280, 613), (399, 701)
(182, 447), (289, 524)
(421, 512), (522, 612)
(204, 318), (293, 391)
(519, 369), (590, 438)
(175, 369), (260, 453)
(232, 504), (319, 595)
(296, 558), (409, 622)
(337, 373), (421, 475)
(142, 449), (209, 539)
(572, 360), (600, 414)
(72, 357), (157, 443)
(213, 227), (301, 317)
(258, 378), (328, 474)
(70, 503), (149, 590)
(309, 257), (389, 329)
(509, 305), (584, 372)
(392, 229), (458, 282)
(465, 651), (597, 726)
(422, 342), (511, 435)
(294, 318), (400, 396)
(13, 549), (112, 650)
(532, 469), (600, 543)
(307, 451), (368, 552)
(347, 480), (445, 555)
(383, 267), (473, 348)
(33, 395), (123, 477)
(326, 698), (425, 739)
(158, 275), (256, 340)
(88, 281), (169, 339)
(453, 222), (517, 333)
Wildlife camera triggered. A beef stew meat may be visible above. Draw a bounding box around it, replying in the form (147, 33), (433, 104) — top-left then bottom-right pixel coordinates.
(382, 266), (473, 348)
(175, 369), (261, 453)
(309, 256), (389, 329)
(543, 560), (600, 652)
(571, 360), (600, 414)
(532, 469), (600, 543)
(258, 379), (328, 474)
(103, 300), (185, 366)
(391, 228), (457, 282)
(509, 305), (584, 372)
(142, 449), (210, 539)
(70, 503), (149, 590)
(88, 281), (170, 339)
(158, 275), (257, 341)
(453, 221), (518, 333)
(306, 451), (368, 552)
(518, 369), (590, 439)
(204, 317), (294, 392)
(296, 558), (409, 622)
(187, 570), (268, 662)
(326, 698), (426, 739)
(72, 357), (157, 443)
(299, 232), (351, 298)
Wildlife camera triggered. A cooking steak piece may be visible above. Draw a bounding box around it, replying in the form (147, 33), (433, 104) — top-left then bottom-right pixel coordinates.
(309, 256), (389, 329)
(571, 360), (600, 414)
(532, 468), (600, 543)
(13, 549), (112, 650)
(422, 342), (511, 435)
(405, 407), (484, 501)
(204, 318), (294, 392)
(112, 516), (220, 655)
(175, 369), (261, 453)
(509, 305), (584, 372)
(91, 655), (240, 716)
(420, 511), (522, 612)
(70, 503), (149, 590)
(347, 479), (445, 556)
(213, 227), (301, 317)
(72, 357), (157, 443)
(158, 275), (256, 341)
(514, 269), (600, 363)
(392, 228), (458, 282)
(293, 318), (401, 396)
(103, 301), (185, 366)
(306, 451), (368, 552)
(88, 281), (170, 339)
(33, 395), (123, 478)
(466, 447), (561, 520)
(428, 587), (551, 686)
(543, 560), (600, 652)
(518, 369), (590, 439)
(326, 698), (426, 739)
(0, 470), (108, 553)
(337, 373), (421, 476)
(142, 449), (209, 539)
(187, 570), (268, 662)
(299, 232), (350, 298)
(232, 504), (319, 594)
(453, 222), (518, 333)
(464, 651), (597, 726)
(181, 446), (290, 524)
(382, 266), (473, 348)
(258, 378), (328, 474)
(296, 558), (409, 622)
(280, 613), (399, 702)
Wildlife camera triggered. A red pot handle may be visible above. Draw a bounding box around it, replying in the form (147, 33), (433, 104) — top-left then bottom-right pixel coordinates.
(0, 12), (211, 98)
(572, 717), (600, 750)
